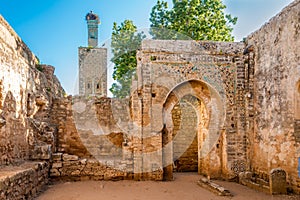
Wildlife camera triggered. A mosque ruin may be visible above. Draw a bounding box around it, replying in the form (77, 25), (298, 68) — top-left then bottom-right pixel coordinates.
(0, 1), (300, 199)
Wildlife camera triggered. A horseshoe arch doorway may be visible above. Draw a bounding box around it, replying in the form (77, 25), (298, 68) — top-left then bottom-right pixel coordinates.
(162, 80), (224, 180)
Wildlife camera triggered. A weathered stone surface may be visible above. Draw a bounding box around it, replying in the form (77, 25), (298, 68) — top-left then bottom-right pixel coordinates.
(0, 15), (64, 165)
(270, 168), (287, 195)
(48, 1), (300, 187)
(0, 14), (64, 200)
(52, 162), (62, 168)
(246, 0), (300, 193)
(0, 161), (49, 200)
(197, 178), (232, 196)
(30, 145), (52, 160)
(239, 171), (270, 194)
(172, 98), (199, 172)
(0, 0), (300, 195)
(62, 154), (79, 161)
(50, 156), (132, 181)
(136, 39), (246, 179)
(52, 153), (62, 161)
(79, 47), (107, 96)
(50, 168), (60, 177)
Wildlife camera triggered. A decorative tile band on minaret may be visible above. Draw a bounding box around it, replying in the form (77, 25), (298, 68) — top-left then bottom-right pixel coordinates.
(85, 11), (100, 47)
(78, 11), (107, 97)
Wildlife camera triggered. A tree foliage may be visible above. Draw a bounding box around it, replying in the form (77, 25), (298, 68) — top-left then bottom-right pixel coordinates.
(110, 20), (145, 98)
(150, 0), (237, 41)
(110, 0), (237, 98)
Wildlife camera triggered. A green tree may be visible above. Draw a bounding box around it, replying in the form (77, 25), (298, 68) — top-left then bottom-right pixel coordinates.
(110, 20), (145, 98)
(150, 0), (237, 41)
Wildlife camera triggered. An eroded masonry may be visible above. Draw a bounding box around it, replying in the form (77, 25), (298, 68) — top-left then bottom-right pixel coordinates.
(1, 0), (300, 199)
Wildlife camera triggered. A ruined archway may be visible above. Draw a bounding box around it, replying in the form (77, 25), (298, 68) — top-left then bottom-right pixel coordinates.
(162, 80), (225, 180)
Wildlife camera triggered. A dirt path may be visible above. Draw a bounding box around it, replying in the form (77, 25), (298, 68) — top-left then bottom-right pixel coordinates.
(36, 173), (300, 200)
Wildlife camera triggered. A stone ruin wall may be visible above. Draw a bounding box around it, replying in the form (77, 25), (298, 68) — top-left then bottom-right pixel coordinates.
(0, 15), (65, 199)
(0, 0), (300, 196)
(245, 0), (300, 192)
(49, 96), (136, 181)
(0, 15), (64, 166)
(134, 40), (247, 179)
(47, 1), (300, 192)
(40, 0), (300, 192)
(49, 95), (163, 181)
(49, 40), (253, 181)
(78, 47), (107, 96)
(0, 161), (49, 199)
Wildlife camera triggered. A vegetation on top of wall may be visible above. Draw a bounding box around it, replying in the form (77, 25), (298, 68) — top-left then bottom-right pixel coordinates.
(86, 46), (94, 52)
(36, 64), (44, 72)
(36, 56), (41, 65)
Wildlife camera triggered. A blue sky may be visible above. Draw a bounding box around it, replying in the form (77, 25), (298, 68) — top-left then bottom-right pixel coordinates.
(0, 0), (294, 94)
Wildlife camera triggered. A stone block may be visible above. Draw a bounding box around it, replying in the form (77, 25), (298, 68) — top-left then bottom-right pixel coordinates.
(30, 145), (52, 160)
(197, 179), (232, 196)
(62, 154), (79, 161)
(50, 169), (60, 177)
(52, 153), (62, 161)
(52, 162), (63, 168)
(71, 170), (81, 176)
(63, 161), (77, 167)
(80, 159), (87, 165)
(270, 168), (287, 195)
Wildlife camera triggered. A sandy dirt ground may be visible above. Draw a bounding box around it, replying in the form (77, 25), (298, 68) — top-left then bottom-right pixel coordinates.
(36, 173), (300, 200)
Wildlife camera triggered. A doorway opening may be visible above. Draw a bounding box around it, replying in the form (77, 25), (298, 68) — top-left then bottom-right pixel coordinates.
(162, 80), (212, 180)
(172, 95), (200, 172)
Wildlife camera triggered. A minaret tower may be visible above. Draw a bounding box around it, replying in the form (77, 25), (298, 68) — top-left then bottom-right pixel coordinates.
(86, 11), (100, 47)
(78, 11), (107, 96)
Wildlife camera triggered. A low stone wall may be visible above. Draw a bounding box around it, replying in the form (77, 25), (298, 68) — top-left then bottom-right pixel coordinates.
(49, 153), (164, 181)
(239, 169), (287, 195)
(0, 161), (49, 200)
(49, 153), (133, 181)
